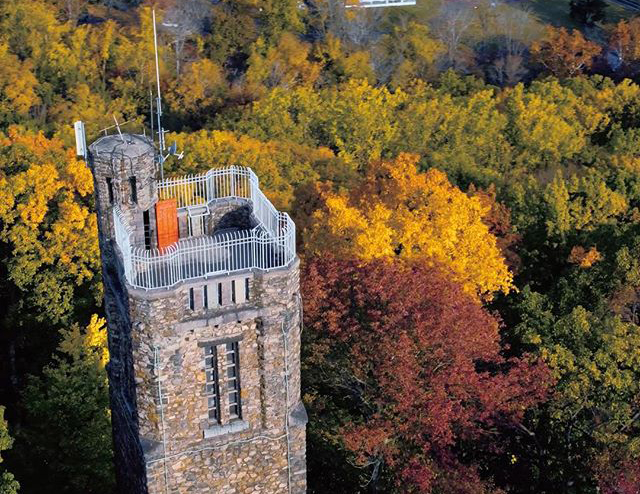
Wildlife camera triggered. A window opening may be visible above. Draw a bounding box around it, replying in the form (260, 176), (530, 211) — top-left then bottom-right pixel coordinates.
(143, 210), (151, 250)
(225, 342), (242, 420)
(129, 177), (137, 204)
(106, 178), (114, 204)
(204, 346), (221, 424)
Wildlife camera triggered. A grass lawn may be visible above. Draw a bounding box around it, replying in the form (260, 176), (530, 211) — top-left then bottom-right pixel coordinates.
(522, 0), (631, 29)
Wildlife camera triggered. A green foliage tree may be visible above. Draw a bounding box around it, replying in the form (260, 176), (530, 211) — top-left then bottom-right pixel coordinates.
(17, 316), (114, 494)
(0, 407), (19, 494)
(510, 289), (640, 492)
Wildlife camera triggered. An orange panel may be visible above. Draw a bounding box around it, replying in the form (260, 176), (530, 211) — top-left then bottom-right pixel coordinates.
(156, 199), (179, 250)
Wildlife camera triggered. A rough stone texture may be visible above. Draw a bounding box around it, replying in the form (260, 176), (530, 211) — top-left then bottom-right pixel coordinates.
(209, 201), (256, 233)
(130, 262), (304, 493)
(90, 134), (159, 248)
(88, 134), (306, 494)
(176, 199), (256, 239)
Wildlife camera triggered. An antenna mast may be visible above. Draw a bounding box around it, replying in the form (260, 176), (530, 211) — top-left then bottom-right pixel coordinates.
(149, 89), (154, 144)
(153, 9), (165, 179)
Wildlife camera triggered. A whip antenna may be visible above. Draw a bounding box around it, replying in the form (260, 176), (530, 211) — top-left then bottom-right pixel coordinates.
(153, 9), (166, 179)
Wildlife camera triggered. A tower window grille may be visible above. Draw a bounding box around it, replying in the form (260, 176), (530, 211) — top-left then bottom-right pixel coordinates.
(204, 285), (208, 309)
(231, 280), (236, 304)
(189, 287), (195, 311)
(217, 283), (223, 306)
(225, 342), (242, 420)
(244, 277), (250, 301)
(204, 346), (221, 424)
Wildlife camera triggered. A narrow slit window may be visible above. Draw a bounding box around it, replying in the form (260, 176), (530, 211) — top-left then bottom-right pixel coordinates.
(244, 277), (250, 302)
(143, 210), (151, 250)
(225, 342), (242, 420)
(129, 177), (137, 204)
(231, 280), (236, 304)
(204, 285), (208, 309)
(189, 287), (195, 311)
(218, 283), (222, 306)
(106, 178), (114, 204)
(204, 346), (221, 424)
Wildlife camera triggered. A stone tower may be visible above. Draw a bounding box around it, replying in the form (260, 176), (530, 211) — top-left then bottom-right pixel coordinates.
(87, 133), (307, 494)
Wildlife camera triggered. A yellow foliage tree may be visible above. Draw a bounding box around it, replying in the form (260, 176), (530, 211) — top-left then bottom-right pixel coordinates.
(0, 43), (40, 123)
(305, 153), (513, 299)
(504, 81), (607, 167)
(166, 58), (226, 117)
(59, 314), (109, 369)
(315, 34), (376, 84)
(377, 21), (444, 88)
(0, 128), (101, 322)
(246, 33), (321, 93)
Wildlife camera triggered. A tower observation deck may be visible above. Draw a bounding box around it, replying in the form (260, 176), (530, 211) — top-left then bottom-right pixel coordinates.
(112, 165), (296, 290)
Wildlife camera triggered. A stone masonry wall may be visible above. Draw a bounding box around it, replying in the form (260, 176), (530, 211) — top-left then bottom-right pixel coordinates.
(89, 134), (158, 248)
(127, 260), (306, 494)
(177, 199), (255, 239)
(90, 187), (149, 493)
(89, 134), (306, 493)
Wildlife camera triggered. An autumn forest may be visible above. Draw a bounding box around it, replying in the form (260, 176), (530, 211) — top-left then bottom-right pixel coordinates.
(1, 0), (640, 492)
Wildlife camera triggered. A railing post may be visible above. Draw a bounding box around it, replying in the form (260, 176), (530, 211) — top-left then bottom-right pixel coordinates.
(231, 168), (236, 197)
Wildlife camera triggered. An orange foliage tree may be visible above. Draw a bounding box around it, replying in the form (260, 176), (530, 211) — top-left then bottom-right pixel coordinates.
(531, 27), (601, 78)
(609, 18), (640, 75)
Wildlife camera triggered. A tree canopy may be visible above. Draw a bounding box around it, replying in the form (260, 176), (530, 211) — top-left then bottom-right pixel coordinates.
(302, 257), (549, 492)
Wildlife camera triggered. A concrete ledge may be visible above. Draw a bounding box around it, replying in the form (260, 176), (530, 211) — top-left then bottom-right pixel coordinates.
(175, 308), (264, 332)
(140, 436), (164, 461)
(289, 401), (308, 427)
(203, 420), (250, 439)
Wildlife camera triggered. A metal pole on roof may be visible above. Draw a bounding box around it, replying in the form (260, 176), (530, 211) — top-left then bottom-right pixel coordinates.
(153, 9), (165, 180)
(149, 89), (154, 146)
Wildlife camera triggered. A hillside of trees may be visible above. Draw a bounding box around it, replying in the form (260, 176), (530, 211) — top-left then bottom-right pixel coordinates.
(1, 0), (640, 492)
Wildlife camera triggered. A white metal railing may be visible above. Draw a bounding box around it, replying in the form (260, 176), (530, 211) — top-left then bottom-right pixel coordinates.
(157, 166), (280, 238)
(158, 166), (252, 208)
(113, 167), (296, 290)
(346, 0), (416, 7)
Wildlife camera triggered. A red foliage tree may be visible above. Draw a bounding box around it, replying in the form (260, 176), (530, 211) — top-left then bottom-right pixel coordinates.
(302, 257), (551, 493)
(596, 448), (640, 494)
